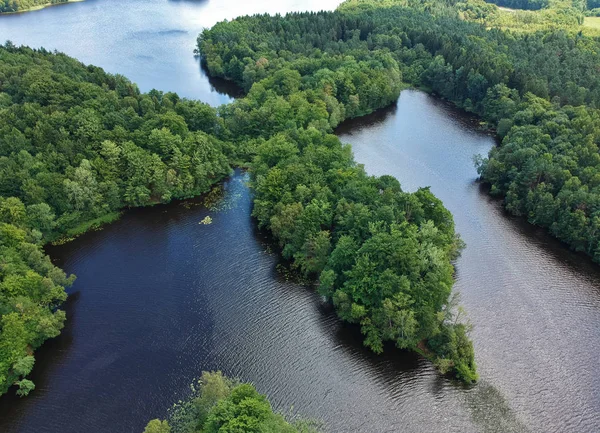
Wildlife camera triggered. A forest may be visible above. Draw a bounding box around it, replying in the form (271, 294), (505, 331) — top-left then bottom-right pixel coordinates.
(143, 372), (322, 433)
(3, 0), (600, 430)
(0, 43), (233, 396)
(7, 0), (600, 405)
(0, 0), (69, 13)
(0, 25), (476, 400)
(200, 5), (478, 382)
(199, 0), (600, 264)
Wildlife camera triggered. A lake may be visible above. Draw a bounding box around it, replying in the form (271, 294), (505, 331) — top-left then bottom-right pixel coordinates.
(1, 1), (599, 432)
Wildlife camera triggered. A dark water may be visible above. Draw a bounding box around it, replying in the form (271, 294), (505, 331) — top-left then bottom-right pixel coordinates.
(337, 91), (600, 433)
(0, 172), (479, 433)
(1, 94), (598, 433)
(0, 0), (340, 106)
(1, 1), (599, 432)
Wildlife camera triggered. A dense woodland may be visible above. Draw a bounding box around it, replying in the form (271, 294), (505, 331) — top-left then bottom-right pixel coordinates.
(200, 0), (600, 264)
(5, 0), (600, 428)
(144, 372), (321, 433)
(0, 0), (68, 13)
(7, 0), (600, 404)
(0, 43), (232, 396)
(200, 3), (480, 382)
(0, 0), (480, 396)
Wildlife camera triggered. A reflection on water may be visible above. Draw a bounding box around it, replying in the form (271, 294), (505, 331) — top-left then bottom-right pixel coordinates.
(338, 90), (600, 433)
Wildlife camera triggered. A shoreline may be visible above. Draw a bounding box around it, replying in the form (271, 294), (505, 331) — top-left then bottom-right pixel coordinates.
(0, 0), (85, 15)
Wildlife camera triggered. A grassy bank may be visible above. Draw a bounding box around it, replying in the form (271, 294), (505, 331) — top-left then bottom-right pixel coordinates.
(51, 212), (122, 246)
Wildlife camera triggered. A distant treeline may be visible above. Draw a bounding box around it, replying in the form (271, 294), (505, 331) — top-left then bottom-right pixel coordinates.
(0, 0), (69, 13)
(143, 371), (322, 433)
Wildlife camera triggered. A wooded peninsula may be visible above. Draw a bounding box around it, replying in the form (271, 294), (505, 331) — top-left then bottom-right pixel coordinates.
(3, 0), (600, 423)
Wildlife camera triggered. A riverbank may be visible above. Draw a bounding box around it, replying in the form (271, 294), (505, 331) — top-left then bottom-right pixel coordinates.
(0, 0), (84, 15)
(47, 172), (232, 248)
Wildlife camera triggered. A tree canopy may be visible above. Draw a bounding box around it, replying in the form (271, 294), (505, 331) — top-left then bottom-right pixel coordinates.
(0, 0), (69, 14)
(0, 43), (233, 395)
(199, 3), (478, 382)
(145, 371), (322, 433)
(202, 0), (600, 265)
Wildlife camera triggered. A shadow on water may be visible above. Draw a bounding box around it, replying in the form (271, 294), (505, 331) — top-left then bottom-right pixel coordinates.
(476, 182), (600, 287)
(197, 58), (245, 100)
(463, 381), (530, 433)
(335, 102), (399, 135)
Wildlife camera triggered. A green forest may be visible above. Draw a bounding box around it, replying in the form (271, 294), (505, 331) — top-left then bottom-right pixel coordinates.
(199, 0), (600, 264)
(0, 0), (481, 394)
(0, 43), (233, 396)
(144, 372), (322, 433)
(0, 0), (69, 13)
(199, 6), (478, 381)
(3, 0), (600, 430)
(12, 0), (600, 404)
(0, 37), (475, 396)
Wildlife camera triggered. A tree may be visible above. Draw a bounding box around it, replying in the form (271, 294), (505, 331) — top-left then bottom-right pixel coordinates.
(143, 420), (171, 433)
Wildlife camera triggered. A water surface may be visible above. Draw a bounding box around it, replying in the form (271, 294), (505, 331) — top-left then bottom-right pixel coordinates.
(0, 171), (481, 433)
(1, 2), (599, 432)
(0, 0), (341, 105)
(337, 91), (600, 433)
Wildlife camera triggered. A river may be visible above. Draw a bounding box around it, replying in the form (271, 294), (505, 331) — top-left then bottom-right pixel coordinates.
(1, 1), (599, 432)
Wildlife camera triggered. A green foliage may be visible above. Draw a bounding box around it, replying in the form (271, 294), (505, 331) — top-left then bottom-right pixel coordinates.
(0, 44), (234, 396)
(0, 0), (69, 13)
(144, 420), (171, 433)
(248, 127), (473, 380)
(0, 218), (73, 395)
(15, 378), (35, 397)
(197, 3), (477, 382)
(330, 0), (600, 262)
(198, 13), (404, 135)
(147, 372), (320, 433)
